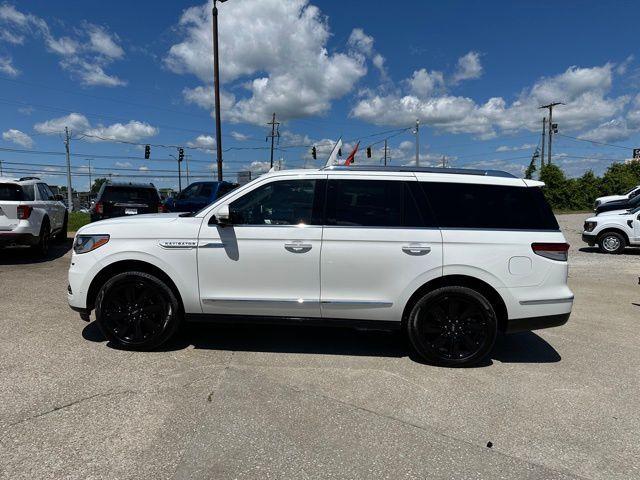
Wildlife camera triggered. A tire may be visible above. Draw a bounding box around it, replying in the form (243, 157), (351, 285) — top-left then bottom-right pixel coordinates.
(95, 271), (182, 350)
(406, 286), (498, 367)
(597, 231), (626, 254)
(55, 213), (68, 243)
(31, 218), (50, 257)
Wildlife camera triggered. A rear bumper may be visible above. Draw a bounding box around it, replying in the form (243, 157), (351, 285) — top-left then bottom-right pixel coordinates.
(0, 232), (39, 246)
(505, 312), (570, 334)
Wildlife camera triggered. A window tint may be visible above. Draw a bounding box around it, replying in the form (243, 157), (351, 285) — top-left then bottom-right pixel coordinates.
(0, 183), (24, 201)
(422, 182), (559, 230)
(199, 184), (213, 200)
(37, 184), (54, 201)
(101, 186), (159, 204)
(325, 180), (434, 227)
(180, 184), (200, 200)
(21, 184), (35, 201)
(230, 179), (317, 225)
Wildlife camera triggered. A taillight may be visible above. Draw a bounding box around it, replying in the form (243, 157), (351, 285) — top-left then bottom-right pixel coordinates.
(532, 243), (569, 261)
(95, 202), (103, 215)
(158, 204), (164, 213)
(17, 205), (32, 220)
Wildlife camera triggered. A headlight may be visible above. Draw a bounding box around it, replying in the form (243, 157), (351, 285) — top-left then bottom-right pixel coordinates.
(73, 235), (110, 254)
(584, 221), (597, 232)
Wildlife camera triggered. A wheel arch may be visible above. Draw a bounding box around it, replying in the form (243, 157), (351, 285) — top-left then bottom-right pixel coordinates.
(597, 227), (629, 245)
(401, 275), (509, 333)
(86, 260), (184, 313)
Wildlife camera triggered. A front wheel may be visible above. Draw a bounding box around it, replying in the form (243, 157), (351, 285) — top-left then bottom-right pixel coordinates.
(406, 286), (497, 367)
(55, 213), (68, 243)
(598, 231), (625, 254)
(31, 219), (50, 257)
(95, 271), (182, 350)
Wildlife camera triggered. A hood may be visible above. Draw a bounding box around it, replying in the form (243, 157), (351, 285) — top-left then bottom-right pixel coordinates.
(596, 208), (629, 217)
(77, 212), (182, 234)
(596, 194), (626, 203)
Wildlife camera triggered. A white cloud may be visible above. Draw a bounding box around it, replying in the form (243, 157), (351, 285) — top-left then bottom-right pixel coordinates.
(166, 0), (367, 124)
(0, 55), (18, 76)
(34, 114), (158, 143)
(34, 113), (90, 134)
(578, 118), (633, 143)
(616, 55), (634, 75)
(2, 129), (33, 148)
(347, 28), (374, 57)
(352, 63), (631, 139)
(138, 165), (149, 172)
(231, 131), (249, 141)
(407, 68), (444, 98)
(187, 134), (216, 151)
(452, 51), (483, 83)
(115, 161), (133, 168)
(496, 143), (537, 152)
(0, 4), (126, 87)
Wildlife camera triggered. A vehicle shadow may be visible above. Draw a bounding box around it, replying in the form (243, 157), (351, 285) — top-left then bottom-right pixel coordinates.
(579, 246), (640, 255)
(0, 238), (72, 265)
(82, 321), (561, 367)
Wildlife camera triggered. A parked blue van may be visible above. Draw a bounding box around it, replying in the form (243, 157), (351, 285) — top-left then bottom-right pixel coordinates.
(163, 181), (238, 213)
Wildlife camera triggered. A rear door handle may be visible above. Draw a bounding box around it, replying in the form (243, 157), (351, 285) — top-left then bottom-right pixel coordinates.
(402, 244), (431, 255)
(285, 241), (312, 253)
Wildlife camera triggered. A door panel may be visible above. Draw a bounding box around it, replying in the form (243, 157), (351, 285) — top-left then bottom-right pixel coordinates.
(197, 175), (326, 318)
(320, 177), (443, 322)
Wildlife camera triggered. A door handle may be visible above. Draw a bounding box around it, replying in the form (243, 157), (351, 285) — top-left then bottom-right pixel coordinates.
(402, 244), (431, 255)
(285, 241), (312, 253)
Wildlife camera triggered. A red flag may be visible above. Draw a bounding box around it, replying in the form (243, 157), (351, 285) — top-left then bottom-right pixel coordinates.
(344, 141), (360, 166)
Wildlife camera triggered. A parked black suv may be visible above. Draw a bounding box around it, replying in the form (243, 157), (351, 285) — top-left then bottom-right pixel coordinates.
(91, 182), (161, 222)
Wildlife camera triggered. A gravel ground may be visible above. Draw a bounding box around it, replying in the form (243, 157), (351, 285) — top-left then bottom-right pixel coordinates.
(0, 213), (638, 480)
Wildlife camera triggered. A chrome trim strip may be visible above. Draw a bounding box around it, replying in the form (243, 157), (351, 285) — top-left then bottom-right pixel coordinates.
(519, 296), (574, 306)
(321, 300), (393, 307)
(202, 298), (318, 305)
(198, 242), (225, 249)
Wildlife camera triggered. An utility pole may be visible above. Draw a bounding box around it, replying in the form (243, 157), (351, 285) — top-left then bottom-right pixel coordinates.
(87, 158), (92, 192)
(267, 112), (280, 169)
(185, 154), (191, 184)
(540, 117), (546, 169)
(212, 0), (228, 181)
(384, 139), (388, 166)
(64, 127), (73, 212)
(442, 155), (446, 168)
(539, 102), (563, 165)
(414, 119), (420, 166)
(0, 160), (3, 176)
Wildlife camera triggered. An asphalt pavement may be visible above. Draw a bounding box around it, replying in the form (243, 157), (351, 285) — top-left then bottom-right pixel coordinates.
(0, 213), (638, 479)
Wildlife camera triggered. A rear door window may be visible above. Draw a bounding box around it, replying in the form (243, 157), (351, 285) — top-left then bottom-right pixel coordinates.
(421, 182), (559, 230)
(0, 183), (25, 201)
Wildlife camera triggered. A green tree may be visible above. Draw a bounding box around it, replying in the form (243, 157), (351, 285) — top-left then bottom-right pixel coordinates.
(539, 163), (571, 210)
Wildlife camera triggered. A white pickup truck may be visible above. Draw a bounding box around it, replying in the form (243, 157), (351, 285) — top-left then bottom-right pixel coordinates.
(582, 207), (640, 253)
(0, 177), (68, 255)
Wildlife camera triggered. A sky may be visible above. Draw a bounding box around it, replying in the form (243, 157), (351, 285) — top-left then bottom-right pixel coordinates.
(0, 0), (639, 190)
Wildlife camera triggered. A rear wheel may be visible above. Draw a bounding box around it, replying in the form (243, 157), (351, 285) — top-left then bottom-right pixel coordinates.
(31, 218), (50, 256)
(406, 286), (497, 367)
(55, 213), (68, 243)
(95, 271), (181, 350)
(598, 231), (625, 254)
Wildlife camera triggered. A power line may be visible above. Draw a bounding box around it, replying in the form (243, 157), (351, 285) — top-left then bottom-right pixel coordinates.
(556, 133), (634, 151)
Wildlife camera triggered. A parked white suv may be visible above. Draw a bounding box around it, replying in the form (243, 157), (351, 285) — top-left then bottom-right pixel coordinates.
(0, 177), (68, 254)
(582, 207), (640, 253)
(68, 166), (573, 366)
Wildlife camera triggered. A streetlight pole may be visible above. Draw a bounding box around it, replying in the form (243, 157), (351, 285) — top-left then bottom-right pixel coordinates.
(212, 0), (227, 182)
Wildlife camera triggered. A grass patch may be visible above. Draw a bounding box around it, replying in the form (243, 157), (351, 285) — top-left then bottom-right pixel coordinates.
(68, 212), (90, 232)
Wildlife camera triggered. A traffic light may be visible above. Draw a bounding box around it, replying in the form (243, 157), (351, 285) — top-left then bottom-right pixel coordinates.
(178, 147), (184, 162)
(366, 146), (372, 158)
(311, 146), (317, 159)
(552, 123), (559, 134)
(144, 145), (150, 159)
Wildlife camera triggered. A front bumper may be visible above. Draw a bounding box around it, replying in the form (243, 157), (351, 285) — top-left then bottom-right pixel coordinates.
(505, 312), (570, 333)
(582, 232), (597, 246)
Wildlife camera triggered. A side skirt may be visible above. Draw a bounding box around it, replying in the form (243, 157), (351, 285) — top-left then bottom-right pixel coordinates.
(185, 313), (401, 332)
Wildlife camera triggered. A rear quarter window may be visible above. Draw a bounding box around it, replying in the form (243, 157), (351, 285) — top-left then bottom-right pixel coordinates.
(421, 182), (559, 231)
(101, 186), (159, 203)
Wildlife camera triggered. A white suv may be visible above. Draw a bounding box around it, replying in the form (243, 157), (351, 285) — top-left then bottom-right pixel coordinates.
(68, 166), (573, 366)
(0, 177), (68, 255)
(582, 207), (640, 254)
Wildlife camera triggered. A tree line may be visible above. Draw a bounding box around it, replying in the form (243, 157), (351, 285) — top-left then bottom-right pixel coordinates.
(528, 162), (640, 211)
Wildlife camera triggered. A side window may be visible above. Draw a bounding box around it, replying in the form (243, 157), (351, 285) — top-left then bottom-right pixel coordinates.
(180, 184), (200, 200)
(21, 184), (35, 201)
(37, 184), (53, 201)
(325, 180), (433, 227)
(43, 184), (56, 200)
(421, 182), (559, 230)
(229, 179), (317, 226)
(199, 184), (214, 200)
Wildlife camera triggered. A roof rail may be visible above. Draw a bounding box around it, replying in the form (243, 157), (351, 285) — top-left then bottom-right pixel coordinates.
(18, 176), (41, 181)
(321, 165), (516, 178)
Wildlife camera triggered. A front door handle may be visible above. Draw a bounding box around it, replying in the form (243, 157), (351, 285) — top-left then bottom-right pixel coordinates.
(402, 244), (431, 256)
(285, 241), (312, 253)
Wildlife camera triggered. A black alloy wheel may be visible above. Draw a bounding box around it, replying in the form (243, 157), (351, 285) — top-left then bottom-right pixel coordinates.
(407, 286), (497, 367)
(55, 213), (68, 243)
(32, 219), (50, 256)
(95, 271), (181, 350)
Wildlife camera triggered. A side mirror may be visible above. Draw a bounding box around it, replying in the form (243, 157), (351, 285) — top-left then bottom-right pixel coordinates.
(210, 204), (231, 226)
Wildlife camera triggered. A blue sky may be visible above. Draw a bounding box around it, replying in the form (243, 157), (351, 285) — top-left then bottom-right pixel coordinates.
(0, 0), (638, 190)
